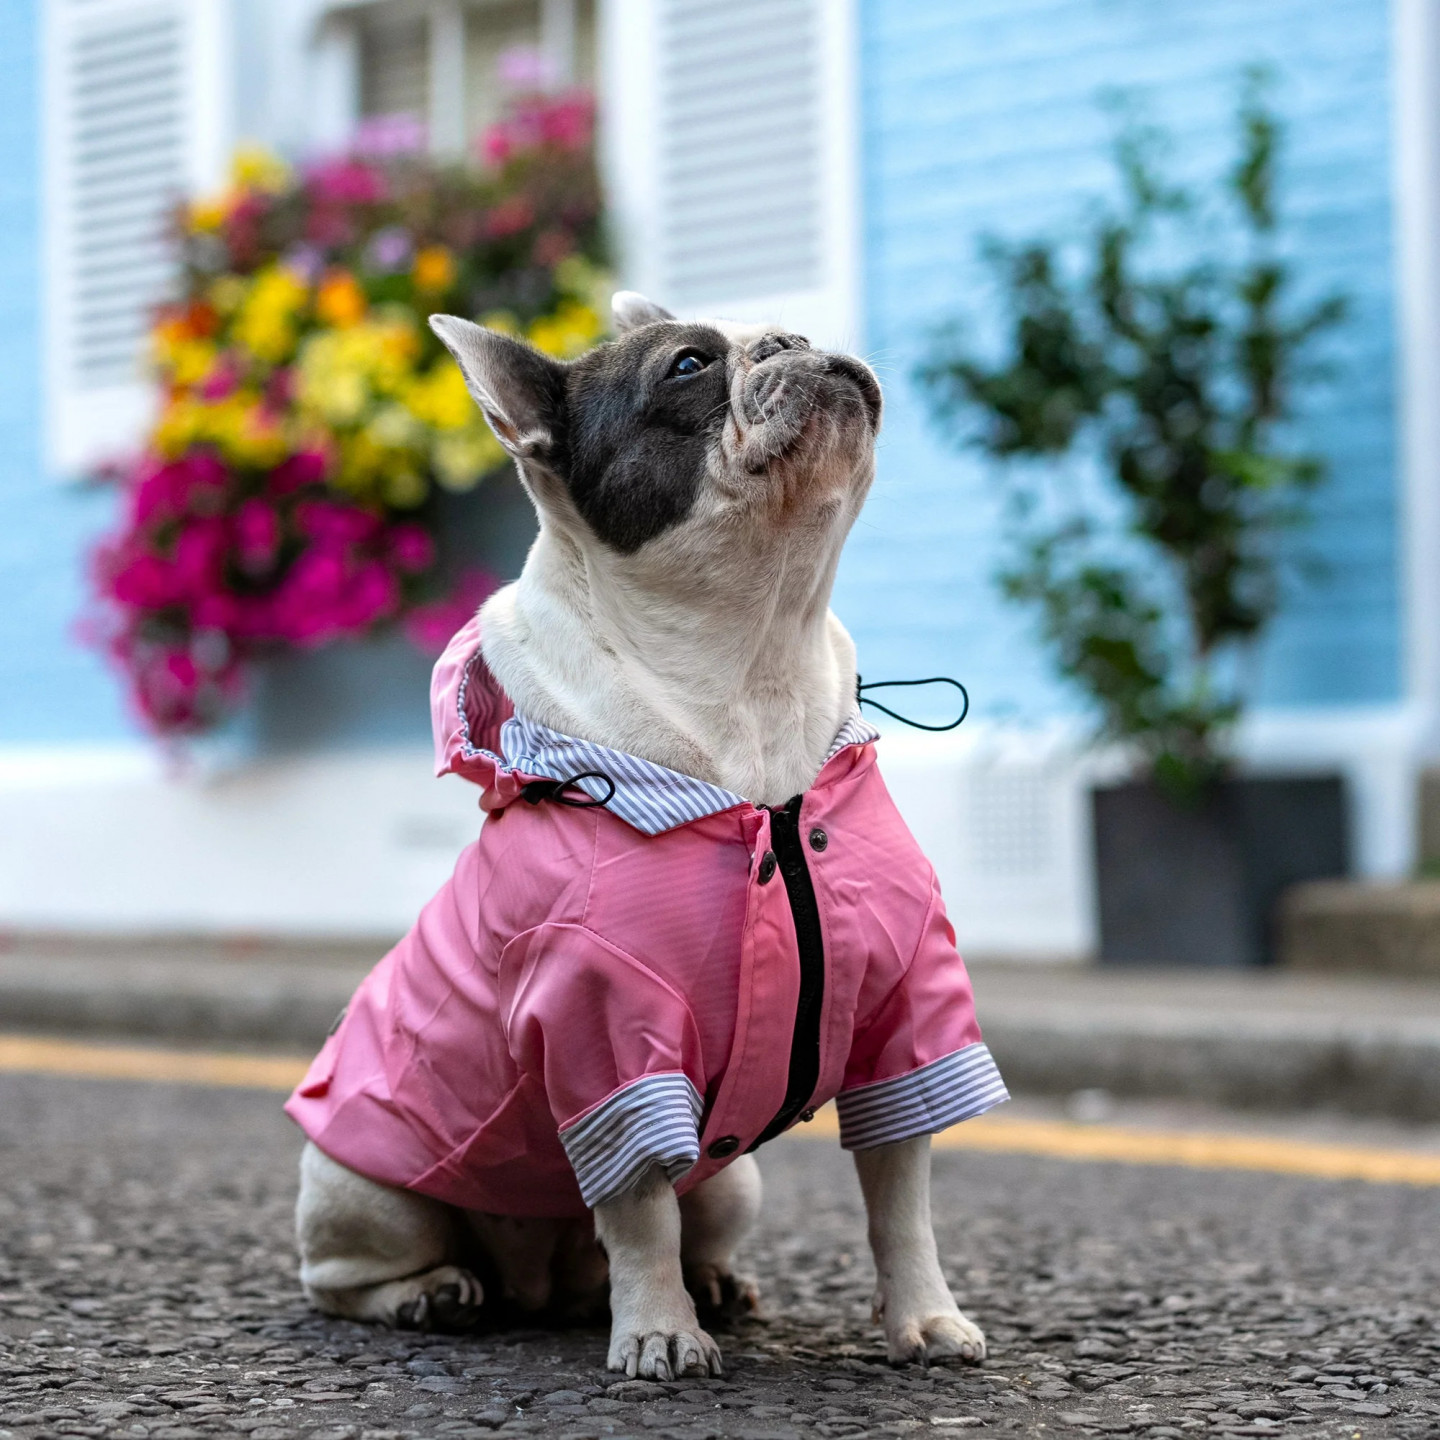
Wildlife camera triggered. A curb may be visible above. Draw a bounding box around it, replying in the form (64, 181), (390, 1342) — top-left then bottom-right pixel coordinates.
(0, 951), (360, 1052)
(982, 1016), (1440, 1123)
(2, 948), (1439, 1122)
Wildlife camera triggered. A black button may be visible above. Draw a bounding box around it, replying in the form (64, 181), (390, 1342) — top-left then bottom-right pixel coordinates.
(757, 850), (777, 884)
(809, 826), (828, 852)
(707, 1135), (740, 1159)
(800, 1108), (815, 1123)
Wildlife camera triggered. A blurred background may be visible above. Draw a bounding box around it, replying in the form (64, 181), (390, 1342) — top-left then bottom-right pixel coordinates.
(1, 0), (1438, 994)
(5, 9), (1440, 1412)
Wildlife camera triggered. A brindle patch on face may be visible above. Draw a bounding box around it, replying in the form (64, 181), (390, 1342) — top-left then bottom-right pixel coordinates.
(563, 322), (733, 555)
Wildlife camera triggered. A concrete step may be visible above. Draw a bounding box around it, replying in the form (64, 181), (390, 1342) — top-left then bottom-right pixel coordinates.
(971, 961), (1440, 1123)
(0, 936), (371, 1051)
(2, 940), (1439, 1121)
(1278, 879), (1440, 977)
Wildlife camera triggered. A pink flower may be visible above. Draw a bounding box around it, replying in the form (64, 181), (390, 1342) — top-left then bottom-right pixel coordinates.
(387, 524), (435, 573)
(173, 518), (228, 595)
(478, 125), (513, 168)
(193, 593), (240, 631)
(176, 453), (229, 514)
(341, 561), (401, 629)
(110, 553), (179, 609)
(234, 499), (281, 571)
(303, 157), (387, 206)
(403, 568), (499, 655)
(199, 357), (240, 401)
(131, 463), (181, 525)
(295, 499), (383, 546)
(163, 649), (200, 693)
(269, 450), (327, 495)
(541, 94), (594, 150)
(485, 197), (535, 238)
(265, 367), (296, 411)
(532, 228), (573, 267)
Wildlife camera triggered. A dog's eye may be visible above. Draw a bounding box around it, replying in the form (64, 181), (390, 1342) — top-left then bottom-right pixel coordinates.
(668, 352), (709, 379)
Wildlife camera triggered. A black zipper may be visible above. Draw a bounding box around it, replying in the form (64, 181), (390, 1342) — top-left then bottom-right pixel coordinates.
(749, 794), (825, 1149)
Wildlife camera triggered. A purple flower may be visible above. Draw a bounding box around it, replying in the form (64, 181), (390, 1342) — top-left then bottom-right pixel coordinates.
(497, 45), (556, 90)
(367, 226), (413, 273)
(353, 113), (428, 158)
(283, 244), (325, 285)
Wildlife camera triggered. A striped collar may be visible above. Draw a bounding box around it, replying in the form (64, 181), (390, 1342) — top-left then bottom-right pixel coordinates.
(496, 709), (880, 835)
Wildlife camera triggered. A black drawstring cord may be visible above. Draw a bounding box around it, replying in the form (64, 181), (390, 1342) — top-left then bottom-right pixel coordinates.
(520, 770), (618, 808)
(857, 675), (970, 732)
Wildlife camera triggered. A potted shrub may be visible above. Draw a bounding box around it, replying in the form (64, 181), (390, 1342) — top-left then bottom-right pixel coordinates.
(85, 87), (605, 739)
(918, 74), (1350, 966)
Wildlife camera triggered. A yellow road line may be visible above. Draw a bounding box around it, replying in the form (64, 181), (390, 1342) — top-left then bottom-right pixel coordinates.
(0, 1034), (309, 1091)
(3, 1033), (1439, 1187)
(800, 1105), (1440, 1187)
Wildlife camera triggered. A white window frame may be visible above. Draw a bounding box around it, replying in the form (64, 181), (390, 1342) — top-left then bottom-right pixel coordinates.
(310, 0), (587, 160)
(41, 0), (234, 479)
(599, 0), (861, 352)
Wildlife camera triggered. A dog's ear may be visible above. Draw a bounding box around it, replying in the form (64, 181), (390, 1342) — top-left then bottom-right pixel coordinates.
(611, 291), (675, 334)
(429, 315), (566, 461)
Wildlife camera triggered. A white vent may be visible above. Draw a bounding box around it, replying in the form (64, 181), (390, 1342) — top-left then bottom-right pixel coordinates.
(964, 768), (1059, 879)
(655, 0), (823, 308)
(63, 6), (186, 387)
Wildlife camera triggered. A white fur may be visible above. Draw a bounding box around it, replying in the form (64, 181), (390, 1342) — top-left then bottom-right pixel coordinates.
(479, 314), (869, 806)
(293, 295), (981, 1374)
(854, 1137), (987, 1364)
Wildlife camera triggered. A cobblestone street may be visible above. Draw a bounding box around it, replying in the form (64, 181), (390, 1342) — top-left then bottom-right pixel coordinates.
(1, 1070), (1438, 1440)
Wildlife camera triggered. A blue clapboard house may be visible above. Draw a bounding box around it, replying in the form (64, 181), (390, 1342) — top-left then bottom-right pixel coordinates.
(0, 0), (1429, 955)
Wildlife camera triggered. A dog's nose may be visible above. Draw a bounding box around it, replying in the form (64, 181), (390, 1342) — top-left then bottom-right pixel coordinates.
(747, 332), (810, 364)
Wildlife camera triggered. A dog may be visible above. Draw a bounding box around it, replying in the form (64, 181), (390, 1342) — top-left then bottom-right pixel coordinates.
(286, 292), (1008, 1379)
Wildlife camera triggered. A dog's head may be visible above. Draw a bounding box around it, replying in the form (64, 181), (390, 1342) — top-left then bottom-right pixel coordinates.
(430, 293), (881, 599)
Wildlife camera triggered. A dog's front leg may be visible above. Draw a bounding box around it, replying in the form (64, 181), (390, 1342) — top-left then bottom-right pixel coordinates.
(854, 1136), (986, 1366)
(594, 1164), (722, 1379)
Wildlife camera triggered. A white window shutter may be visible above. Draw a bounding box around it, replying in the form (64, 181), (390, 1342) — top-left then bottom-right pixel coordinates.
(43, 0), (232, 478)
(601, 0), (859, 351)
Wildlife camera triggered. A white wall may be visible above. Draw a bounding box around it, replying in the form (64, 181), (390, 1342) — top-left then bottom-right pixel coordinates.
(0, 710), (1415, 951)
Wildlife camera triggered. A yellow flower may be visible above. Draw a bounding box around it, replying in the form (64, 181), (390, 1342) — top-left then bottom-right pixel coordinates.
(412, 245), (457, 294)
(553, 255), (608, 308)
(382, 466), (428, 508)
(480, 309), (521, 337)
(165, 338), (219, 388)
(231, 144), (291, 195)
(152, 397), (206, 458)
(188, 193), (231, 232)
(234, 265), (309, 365)
(402, 362), (474, 430)
(527, 300), (604, 359)
(367, 403), (422, 451)
(433, 427), (505, 490)
(295, 319), (423, 440)
(316, 271), (367, 329)
(208, 275), (248, 317)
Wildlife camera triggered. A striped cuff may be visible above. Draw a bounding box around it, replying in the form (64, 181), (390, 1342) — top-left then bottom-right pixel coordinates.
(559, 1072), (704, 1208)
(836, 1042), (1009, 1151)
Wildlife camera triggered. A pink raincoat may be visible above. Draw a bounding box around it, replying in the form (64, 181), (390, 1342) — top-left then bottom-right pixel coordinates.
(286, 616), (1007, 1217)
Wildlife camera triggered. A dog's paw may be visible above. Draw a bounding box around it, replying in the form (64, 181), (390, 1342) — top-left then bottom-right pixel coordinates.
(684, 1263), (760, 1326)
(391, 1265), (484, 1332)
(882, 1306), (986, 1367)
(607, 1318), (722, 1380)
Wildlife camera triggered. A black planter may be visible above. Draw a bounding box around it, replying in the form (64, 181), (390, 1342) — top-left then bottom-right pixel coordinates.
(1092, 775), (1350, 967)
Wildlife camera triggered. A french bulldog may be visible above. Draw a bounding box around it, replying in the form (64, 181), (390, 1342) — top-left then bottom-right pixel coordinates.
(290, 292), (991, 1379)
